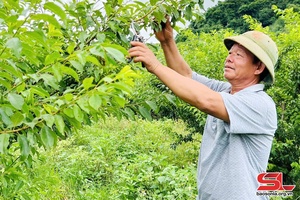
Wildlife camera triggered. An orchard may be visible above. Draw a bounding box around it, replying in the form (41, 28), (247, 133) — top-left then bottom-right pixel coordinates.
(0, 0), (299, 199)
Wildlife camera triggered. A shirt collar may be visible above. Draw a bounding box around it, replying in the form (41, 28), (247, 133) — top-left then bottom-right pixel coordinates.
(234, 84), (265, 94)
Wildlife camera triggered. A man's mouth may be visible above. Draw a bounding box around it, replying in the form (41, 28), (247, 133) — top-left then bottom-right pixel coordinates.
(225, 65), (235, 70)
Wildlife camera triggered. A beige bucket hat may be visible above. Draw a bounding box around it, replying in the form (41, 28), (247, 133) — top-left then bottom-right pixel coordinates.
(224, 31), (278, 83)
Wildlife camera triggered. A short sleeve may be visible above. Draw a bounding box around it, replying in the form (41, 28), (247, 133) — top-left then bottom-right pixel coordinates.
(220, 91), (277, 135)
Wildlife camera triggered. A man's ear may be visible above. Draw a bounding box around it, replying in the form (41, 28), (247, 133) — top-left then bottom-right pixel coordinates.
(254, 61), (266, 75)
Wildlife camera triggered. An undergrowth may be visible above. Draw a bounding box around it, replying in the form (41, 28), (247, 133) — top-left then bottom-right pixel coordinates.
(21, 117), (201, 199)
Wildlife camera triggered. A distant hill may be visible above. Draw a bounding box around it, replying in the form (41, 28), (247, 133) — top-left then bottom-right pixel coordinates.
(190, 0), (300, 33)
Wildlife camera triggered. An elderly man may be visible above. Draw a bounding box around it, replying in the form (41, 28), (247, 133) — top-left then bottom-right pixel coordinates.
(128, 18), (278, 200)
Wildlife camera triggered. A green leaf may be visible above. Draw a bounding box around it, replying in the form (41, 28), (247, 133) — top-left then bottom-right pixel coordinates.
(69, 60), (84, 72)
(40, 74), (59, 90)
(42, 114), (55, 128)
(114, 65), (138, 80)
(8, 93), (24, 110)
(52, 63), (62, 82)
(96, 33), (106, 43)
(0, 134), (10, 154)
(0, 108), (12, 126)
(40, 125), (57, 149)
(76, 51), (87, 66)
(0, 72), (13, 81)
(82, 77), (95, 90)
(111, 82), (132, 93)
(150, 0), (159, 6)
(164, 93), (177, 106)
(18, 135), (30, 161)
(123, 107), (134, 120)
(30, 14), (61, 28)
(2, 62), (23, 79)
(103, 47), (125, 63)
(78, 31), (89, 46)
(54, 115), (65, 134)
(74, 104), (84, 122)
(113, 95), (126, 107)
(89, 94), (102, 110)
(90, 46), (105, 58)
(61, 66), (79, 82)
(30, 86), (50, 98)
(157, 176), (166, 183)
(145, 100), (158, 112)
(44, 2), (67, 22)
(104, 3), (113, 16)
(138, 106), (152, 121)
(45, 52), (61, 65)
(11, 111), (24, 127)
(23, 30), (47, 47)
(5, 38), (22, 58)
(77, 97), (90, 114)
(43, 104), (56, 114)
(67, 42), (76, 55)
(185, 5), (193, 20)
(102, 43), (128, 55)
(86, 55), (101, 66)
(0, 78), (12, 89)
(64, 93), (74, 101)
(63, 108), (74, 118)
(25, 118), (40, 129)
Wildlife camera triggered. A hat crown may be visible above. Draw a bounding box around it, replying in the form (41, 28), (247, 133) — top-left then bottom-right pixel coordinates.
(243, 31), (278, 67)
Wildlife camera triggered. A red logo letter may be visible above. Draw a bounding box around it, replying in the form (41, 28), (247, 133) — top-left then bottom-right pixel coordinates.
(257, 172), (296, 191)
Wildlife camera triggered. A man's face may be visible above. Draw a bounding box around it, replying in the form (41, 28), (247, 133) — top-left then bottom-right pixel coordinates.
(224, 43), (258, 83)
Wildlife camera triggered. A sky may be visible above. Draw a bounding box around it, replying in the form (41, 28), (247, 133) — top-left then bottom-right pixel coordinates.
(204, 0), (220, 10)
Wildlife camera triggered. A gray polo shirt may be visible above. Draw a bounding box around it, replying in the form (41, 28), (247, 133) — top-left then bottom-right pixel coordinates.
(192, 72), (277, 200)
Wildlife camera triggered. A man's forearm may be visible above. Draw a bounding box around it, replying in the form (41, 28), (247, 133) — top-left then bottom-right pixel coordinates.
(160, 40), (193, 78)
(151, 63), (229, 122)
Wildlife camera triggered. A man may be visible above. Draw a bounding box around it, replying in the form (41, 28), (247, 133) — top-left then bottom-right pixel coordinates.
(128, 18), (278, 200)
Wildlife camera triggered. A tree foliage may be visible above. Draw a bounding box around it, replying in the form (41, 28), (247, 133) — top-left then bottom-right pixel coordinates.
(266, 8), (300, 197)
(190, 0), (300, 33)
(0, 0), (203, 198)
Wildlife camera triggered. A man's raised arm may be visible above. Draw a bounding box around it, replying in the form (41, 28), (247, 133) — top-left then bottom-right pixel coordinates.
(154, 18), (193, 78)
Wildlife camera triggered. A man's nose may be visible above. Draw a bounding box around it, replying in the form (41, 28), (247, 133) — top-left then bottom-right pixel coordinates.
(225, 54), (233, 63)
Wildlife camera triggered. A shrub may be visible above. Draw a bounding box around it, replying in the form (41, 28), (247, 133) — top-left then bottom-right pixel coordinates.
(21, 117), (200, 199)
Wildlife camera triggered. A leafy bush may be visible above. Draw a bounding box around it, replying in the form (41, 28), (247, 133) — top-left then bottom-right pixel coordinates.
(266, 7), (300, 198)
(17, 117), (200, 199)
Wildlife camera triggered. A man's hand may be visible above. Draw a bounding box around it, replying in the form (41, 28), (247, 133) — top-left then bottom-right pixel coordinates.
(154, 17), (174, 44)
(128, 41), (162, 73)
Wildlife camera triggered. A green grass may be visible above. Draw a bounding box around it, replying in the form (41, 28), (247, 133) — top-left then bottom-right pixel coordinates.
(23, 117), (200, 199)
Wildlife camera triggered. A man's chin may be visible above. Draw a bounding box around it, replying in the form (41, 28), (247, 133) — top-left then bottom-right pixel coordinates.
(224, 73), (233, 81)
